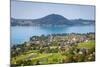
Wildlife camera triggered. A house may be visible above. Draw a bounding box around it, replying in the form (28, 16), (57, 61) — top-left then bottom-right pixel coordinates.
(79, 48), (89, 54)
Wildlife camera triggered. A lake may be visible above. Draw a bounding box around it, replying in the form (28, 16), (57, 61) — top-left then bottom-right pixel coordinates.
(11, 25), (95, 45)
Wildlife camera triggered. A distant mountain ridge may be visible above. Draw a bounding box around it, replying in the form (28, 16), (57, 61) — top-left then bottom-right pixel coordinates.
(11, 14), (95, 26)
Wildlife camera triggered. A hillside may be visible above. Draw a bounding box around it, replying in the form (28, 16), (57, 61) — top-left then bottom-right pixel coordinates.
(11, 14), (95, 26)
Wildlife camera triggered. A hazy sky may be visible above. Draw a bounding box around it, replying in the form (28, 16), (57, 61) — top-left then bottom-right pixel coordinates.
(11, 1), (95, 20)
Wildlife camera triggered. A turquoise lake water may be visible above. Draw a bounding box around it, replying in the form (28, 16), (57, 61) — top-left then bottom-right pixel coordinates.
(11, 25), (95, 45)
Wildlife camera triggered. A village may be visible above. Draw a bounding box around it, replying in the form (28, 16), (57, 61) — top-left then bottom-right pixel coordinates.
(11, 33), (95, 66)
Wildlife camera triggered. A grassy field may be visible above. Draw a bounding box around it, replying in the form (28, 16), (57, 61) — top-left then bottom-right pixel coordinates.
(11, 52), (66, 65)
(77, 40), (95, 49)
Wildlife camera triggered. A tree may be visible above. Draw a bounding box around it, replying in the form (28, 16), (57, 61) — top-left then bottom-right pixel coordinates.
(36, 60), (40, 65)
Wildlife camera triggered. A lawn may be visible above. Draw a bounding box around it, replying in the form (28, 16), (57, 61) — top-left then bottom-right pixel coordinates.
(77, 40), (95, 49)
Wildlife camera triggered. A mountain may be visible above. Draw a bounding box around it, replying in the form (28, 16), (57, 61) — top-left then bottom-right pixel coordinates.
(70, 19), (95, 25)
(11, 14), (95, 26)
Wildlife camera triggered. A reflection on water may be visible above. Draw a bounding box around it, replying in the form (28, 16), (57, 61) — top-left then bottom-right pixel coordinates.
(11, 25), (95, 45)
